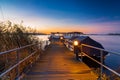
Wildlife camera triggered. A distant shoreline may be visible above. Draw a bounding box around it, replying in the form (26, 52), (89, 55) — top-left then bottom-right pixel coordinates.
(39, 33), (120, 36)
(83, 34), (120, 36)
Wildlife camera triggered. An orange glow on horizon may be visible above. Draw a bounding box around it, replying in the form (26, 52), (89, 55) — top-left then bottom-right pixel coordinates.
(36, 24), (115, 34)
(23, 20), (120, 34)
(37, 26), (98, 34)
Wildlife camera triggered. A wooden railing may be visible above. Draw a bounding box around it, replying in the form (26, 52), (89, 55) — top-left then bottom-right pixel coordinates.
(64, 39), (120, 79)
(0, 43), (41, 80)
(80, 44), (120, 80)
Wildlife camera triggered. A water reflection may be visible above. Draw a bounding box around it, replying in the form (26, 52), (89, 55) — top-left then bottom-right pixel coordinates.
(37, 35), (50, 50)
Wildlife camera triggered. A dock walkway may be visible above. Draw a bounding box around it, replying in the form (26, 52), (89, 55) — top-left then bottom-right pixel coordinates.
(23, 42), (97, 80)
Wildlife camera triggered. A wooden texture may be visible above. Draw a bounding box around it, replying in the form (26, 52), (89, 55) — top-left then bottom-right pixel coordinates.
(23, 42), (97, 80)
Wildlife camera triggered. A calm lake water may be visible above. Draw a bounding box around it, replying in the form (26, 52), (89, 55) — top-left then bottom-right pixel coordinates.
(37, 35), (120, 71)
(89, 35), (120, 71)
(37, 35), (50, 50)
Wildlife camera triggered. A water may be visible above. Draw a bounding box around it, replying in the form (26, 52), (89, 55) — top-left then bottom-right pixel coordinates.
(89, 35), (120, 71)
(36, 35), (50, 50)
(37, 35), (120, 71)
(36, 35), (50, 41)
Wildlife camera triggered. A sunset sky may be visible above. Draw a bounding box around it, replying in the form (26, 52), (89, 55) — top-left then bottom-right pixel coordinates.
(0, 0), (120, 34)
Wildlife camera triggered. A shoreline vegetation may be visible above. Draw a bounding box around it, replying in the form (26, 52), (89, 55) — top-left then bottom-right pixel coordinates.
(107, 33), (120, 35)
(0, 20), (40, 75)
(0, 20), (39, 52)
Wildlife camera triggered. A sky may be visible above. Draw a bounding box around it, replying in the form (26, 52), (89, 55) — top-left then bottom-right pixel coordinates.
(0, 0), (120, 34)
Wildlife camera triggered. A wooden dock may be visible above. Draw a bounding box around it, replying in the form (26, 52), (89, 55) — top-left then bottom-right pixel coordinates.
(22, 42), (98, 80)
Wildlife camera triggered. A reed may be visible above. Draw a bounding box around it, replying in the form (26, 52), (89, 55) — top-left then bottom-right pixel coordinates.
(0, 21), (39, 73)
(0, 20), (39, 52)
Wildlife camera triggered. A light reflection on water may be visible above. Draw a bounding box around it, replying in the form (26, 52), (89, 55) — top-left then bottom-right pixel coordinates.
(36, 35), (50, 50)
(36, 35), (50, 41)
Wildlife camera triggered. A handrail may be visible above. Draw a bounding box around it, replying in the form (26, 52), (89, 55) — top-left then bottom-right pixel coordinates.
(81, 44), (120, 79)
(0, 43), (36, 55)
(0, 50), (37, 78)
(81, 44), (120, 56)
(0, 43), (40, 79)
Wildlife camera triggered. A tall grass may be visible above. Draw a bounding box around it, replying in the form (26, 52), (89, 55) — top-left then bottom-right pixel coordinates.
(0, 21), (40, 74)
(0, 20), (39, 52)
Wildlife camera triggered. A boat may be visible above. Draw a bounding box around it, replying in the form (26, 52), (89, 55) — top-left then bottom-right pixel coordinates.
(64, 36), (108, 58)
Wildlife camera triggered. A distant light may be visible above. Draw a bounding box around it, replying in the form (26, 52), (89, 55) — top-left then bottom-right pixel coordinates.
(74, 40), (79, 46)
(60, 36), (63, 40)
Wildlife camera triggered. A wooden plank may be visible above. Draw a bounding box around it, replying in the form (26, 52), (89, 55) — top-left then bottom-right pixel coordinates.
(22, 42), (98, 80)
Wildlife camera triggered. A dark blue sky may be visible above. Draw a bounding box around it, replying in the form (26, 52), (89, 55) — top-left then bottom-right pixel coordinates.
(0, 0), (120, 33)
